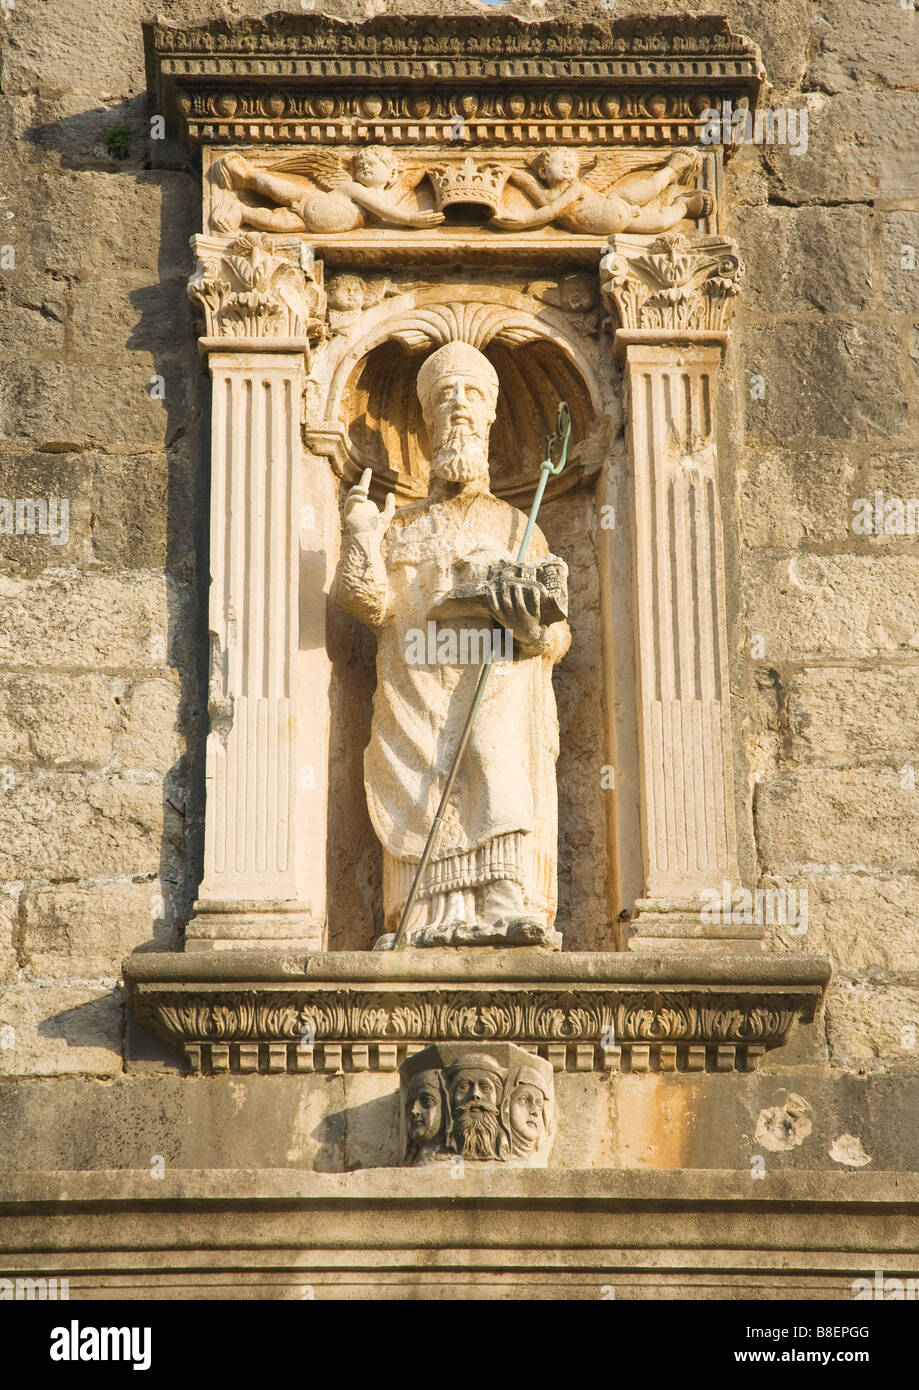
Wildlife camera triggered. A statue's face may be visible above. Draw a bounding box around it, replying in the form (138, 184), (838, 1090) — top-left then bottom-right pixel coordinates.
(424, 372), (497, 484)
(407, 1075), (442, 1145)
(543, 149), (579, 184)
(451, 1069), (500, 1113)
(354, 148), (393, 189)
(508, 1085), (546, 1145)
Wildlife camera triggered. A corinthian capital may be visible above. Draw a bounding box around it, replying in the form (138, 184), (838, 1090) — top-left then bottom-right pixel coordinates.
(187, 232), (326, 348)
(600, 232), (743, 343)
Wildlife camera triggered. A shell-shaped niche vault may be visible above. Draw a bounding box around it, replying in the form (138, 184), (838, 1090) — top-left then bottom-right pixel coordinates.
(340, 337), (599, 505)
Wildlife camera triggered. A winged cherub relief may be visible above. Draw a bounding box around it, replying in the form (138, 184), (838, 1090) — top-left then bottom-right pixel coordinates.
(210, 146), (444, 234)
(490, 148), (714, 235)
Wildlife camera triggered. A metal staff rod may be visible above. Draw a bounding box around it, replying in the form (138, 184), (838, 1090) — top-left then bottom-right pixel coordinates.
(389, 401), (572, 951)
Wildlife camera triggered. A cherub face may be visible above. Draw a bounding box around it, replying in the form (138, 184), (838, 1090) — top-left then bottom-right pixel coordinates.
(354, 148), (394, 189)
(508, 1085), (545, 1144)
(542, 149), (580, 184)
(329, 276), (363, 311)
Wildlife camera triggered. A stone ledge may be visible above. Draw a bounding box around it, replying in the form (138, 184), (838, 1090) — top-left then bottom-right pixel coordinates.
(124, 950), (829, 1076)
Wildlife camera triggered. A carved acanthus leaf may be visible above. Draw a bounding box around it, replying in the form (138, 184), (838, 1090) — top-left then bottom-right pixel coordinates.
(600, 232), (744, 333)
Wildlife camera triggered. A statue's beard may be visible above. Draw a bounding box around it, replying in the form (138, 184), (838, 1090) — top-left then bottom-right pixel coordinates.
(431, 425), (490, 485)
(452, 1103), (504, 1160)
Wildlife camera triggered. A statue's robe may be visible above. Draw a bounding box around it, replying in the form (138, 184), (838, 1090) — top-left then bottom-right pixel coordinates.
(363, 489), (569, 931)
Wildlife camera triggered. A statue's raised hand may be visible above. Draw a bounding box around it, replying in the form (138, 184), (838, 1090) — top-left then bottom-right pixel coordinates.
(344, 468), (396, 538)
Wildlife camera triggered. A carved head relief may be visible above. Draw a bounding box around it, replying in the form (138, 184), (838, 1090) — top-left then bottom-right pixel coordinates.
(398, 1043), (556, 1168)
(416, 341), (499, 487)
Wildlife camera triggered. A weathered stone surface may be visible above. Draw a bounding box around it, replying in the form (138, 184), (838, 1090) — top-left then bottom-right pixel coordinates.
(763, 90), (919, 204)
(71, 276), (193, 355)
(0, 673), (115, 765)
(738, 448), (857, 548)
(743, 553), (919, 660)
(0, 892), (19, 984)
(878, 211), (919, 317)
(0, 774), (168, 880)
(0, 569), (183, 672)
(0, 985), (122, 1077)
(0, 272), (66, 353)
(744, 323), (909, 442)
(764, 873), (919, 973)
(787, 666), (919, 763)
(0, 358), (178, 450)
(734, 206), (872, 314)
(114, 678), (182, 774)
(807, 0), (919, 93)
(826, 980), (919, 1072)
(20, 879), (166, 976)
(756, 769), (919, 872)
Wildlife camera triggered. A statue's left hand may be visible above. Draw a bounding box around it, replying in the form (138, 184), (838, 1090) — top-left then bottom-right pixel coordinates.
(486, 572), (544, 651)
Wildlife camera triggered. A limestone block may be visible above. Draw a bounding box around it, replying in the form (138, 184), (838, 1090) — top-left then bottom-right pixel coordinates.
(0, 893), (18, 984)
(0, 358), (179, 450)
(878, 211), (919, 316)
(0, 273), (66, 352)
(743, 553), (919, 660)
(825, 980), (919, 1071)
(787, 666), (919, 763)
(0, 570), (182, 672)
(0, 0), (145, 96)
(756, 769), (919, 872)
(739, 448), (857, 547)
(0, 774), (167, 880)
(114, 678), (182, 775)
(71, 277), (193, 355)
(0, 985), (122, 1077)
(744, 323), (908, 442)
(0, 673), (115, 765)
(808, 0), (919, 93)
(764, 873), (919, 973)
(853, 451), (919, 521)
(734, 206), (872, 314)
(763, 90), (919, 204)
(20, 879), (165, 976)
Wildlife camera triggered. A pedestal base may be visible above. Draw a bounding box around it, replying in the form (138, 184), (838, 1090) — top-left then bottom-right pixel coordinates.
(186, 900), (323, 952)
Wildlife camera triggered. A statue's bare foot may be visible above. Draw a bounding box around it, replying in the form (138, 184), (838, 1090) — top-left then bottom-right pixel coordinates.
(222, 153), (257, 187)
(683, 190), (715, 220)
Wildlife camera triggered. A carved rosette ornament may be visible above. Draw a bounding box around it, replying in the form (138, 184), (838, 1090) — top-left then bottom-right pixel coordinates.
(400, 1044), (556, 1168)
(599, 232), (743, 337)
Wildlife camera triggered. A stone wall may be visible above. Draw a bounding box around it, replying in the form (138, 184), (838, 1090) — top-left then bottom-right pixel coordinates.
(0, 0), (917, 1199)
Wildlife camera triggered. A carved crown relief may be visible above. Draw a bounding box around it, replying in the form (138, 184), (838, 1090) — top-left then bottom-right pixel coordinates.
(204, 146), (715, 241)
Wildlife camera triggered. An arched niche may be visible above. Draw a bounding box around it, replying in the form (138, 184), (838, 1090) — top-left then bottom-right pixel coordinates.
(319, 297), (624, 953)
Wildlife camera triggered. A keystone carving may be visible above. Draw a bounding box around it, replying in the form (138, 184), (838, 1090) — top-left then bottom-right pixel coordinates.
(400, 1043), (556, 1167)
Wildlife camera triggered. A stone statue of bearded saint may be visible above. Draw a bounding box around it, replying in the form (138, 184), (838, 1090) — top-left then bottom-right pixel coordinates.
(337, 340), (570, 949)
